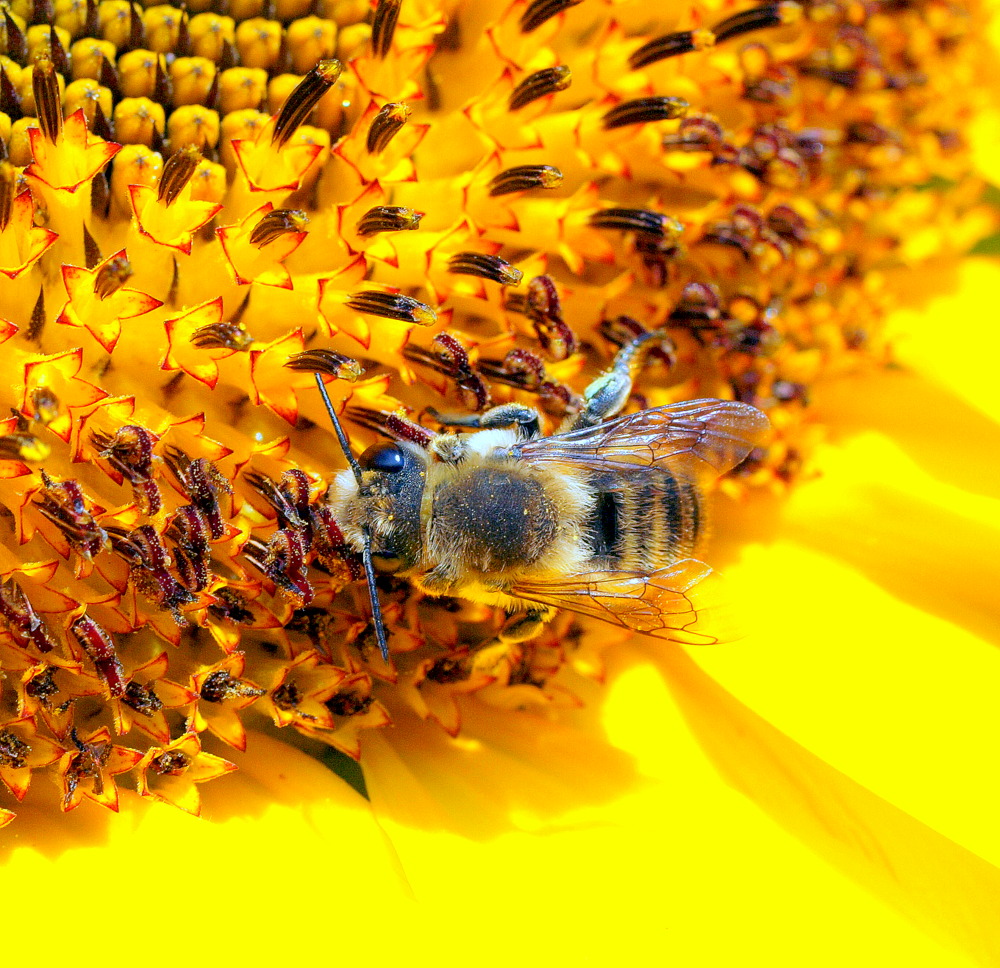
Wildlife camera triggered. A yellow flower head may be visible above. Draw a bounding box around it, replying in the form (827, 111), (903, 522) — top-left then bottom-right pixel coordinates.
(0, 0), (993, 831)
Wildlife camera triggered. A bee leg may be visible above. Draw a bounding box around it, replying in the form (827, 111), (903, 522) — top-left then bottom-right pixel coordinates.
(497, 609), (550, 643)
(426, 404), (543, 440)
(569, 327), (674, 429)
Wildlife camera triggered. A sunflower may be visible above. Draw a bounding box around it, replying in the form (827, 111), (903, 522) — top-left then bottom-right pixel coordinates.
(0, 0), (997, 962)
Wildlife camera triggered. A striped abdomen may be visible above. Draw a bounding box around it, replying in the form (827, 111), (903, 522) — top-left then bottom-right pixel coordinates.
(583, 469), (703, 572)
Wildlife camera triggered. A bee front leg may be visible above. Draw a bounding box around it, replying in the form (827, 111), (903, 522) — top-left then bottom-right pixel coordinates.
(497, 608), (551, 643)
(569, 327), (675, 429)
(426, 404), (543, 440)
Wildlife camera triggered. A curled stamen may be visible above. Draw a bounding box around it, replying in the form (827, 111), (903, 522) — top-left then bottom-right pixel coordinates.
(371, 0), (402, 58)
(526, 276), (576, 361)
(344, 406), (436, 448)
(629, 29), (715, 70)
(35, 472), (107, 560)
(589, 208), (682, 238)
(271, 59), (343, 148)
(602, 97), (688, 129)
(32, 55), (62, 143)
(163, 450), (230, 540)
(122, 680), (164, 718)
(244, 470), (309, 530)
(0, 579), (56, 653)
(70, 615), (126, 698)
(487, 164), (563, 196)
(404, 333), (491, 411)
(92, 424), (161, 515)
(366, 102), (411, 153)
(249, 208), (310, 247)
(345, 290), (436, 326)
(284, 349), (364, 381)
(157, 145), (201, 206)
(478, 348), (546, 390)
(508, 65), (571, 111)
(190, 322), (254, 351)
(166, 506), (213, 593)
(712, 2), (799, 44)
(520, 0), (583, 34)
(355, 206), (423, 237)
(447, 252), (523, 286)
(94, 255), (133, 300)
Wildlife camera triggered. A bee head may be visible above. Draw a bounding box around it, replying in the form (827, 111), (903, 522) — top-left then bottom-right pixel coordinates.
(330, 439), (427, 575)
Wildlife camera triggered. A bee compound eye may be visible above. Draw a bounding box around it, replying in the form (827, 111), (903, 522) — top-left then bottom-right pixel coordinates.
(359, 441), (406, 473)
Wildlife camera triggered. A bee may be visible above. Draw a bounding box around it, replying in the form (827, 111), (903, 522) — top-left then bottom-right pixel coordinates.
(287, 330), (768, 659)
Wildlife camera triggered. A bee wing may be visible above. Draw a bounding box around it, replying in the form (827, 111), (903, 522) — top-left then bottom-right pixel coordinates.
(510, 399), (768, 481)
(512, 559), (724, 645)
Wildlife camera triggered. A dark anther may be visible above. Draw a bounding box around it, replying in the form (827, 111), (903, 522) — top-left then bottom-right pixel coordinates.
(166, 505), (213, 592)
(371, 0), (402, 58)
(520, 0), (583, 34)
(30, 385), (59, 426)
(163, 450), (231, 540)
(662, 114), (725, 153)
(0, 66), (22, 121)
(525, 275), (576, 361)
(0, 160), (14, 232)
(30, 0), (53, 26)
(32, 55), (62, 143)
(3, 10), (26, 64)
(589, 207), (682, 239)
(112, 524), (197, 621)
(122, 679), (164, 717)
(271, 59), (343, 147)
(0, 433), (47, 460)
(190, 322), (254, 351)
(35, 471), (107, 560)
(345, 290), (436, 326)
(509, 65), (571, 111)
(249, 208), (310, 246)
(355, 205), (423, 237)
(425, 655), (469, 684)
(478, 348), (546, 390)
(48, 25), (70, 76)
(487, 164), (563, 196)
(0, 578), (57, 652)
(157, 145), (202, 206)
(151, 749), (190, 775)
(271, 682), (302, 711)
(447, 252), (523, 286)
(83, 223), (102, 270)
(125, 0), (145, 52)
(244, 470), (310, 530)
(326, 686), (374, 717)
(91, 424), (162, 515)
(629, 29), (716, 70)
(669, 282), (723, 326)
(199, 669), (264, 703)
(602, 96), (688, 129)
(403, 333), (491, 411)
(0, 728), (30, 769)
(244, 528), (313, 606)
(712, 3), (789, 45)
(70, 614), (126, 698)
(366, 101), (411, 153)
(94, 254), (133, 300)
(284, 348), (364, 381)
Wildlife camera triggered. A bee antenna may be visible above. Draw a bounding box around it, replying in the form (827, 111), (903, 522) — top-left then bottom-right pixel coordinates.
(312, 373), (391, 663)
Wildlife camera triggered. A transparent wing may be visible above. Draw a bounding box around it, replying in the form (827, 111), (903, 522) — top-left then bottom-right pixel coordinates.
(509, 399), (769, 482)
(512, 559), (725, 645)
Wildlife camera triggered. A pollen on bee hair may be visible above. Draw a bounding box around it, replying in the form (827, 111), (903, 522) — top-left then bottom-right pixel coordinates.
(628, 29), (716, 70)
(355, 206), (423, 237)
(250, 208), (310, 247)
(447, 252), (524, 286)
(346, 290), (437, 326)
(601, 97), (689, 130)
(271, 59), (343, 148)
(520, 0), (583, 34)
(488, 164), (563, 196)
(589, 208), (682, 239)
(157, 145), (202, 206)
(366, 101), (412, 153)
(371, 0), (402, 59)
(508, 65), (572, 111)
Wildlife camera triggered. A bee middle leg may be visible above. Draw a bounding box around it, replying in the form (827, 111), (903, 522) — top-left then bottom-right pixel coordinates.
(569, 327), (675, 430)
(426, 403), (543, 440)
(497, 608), (550, 643)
